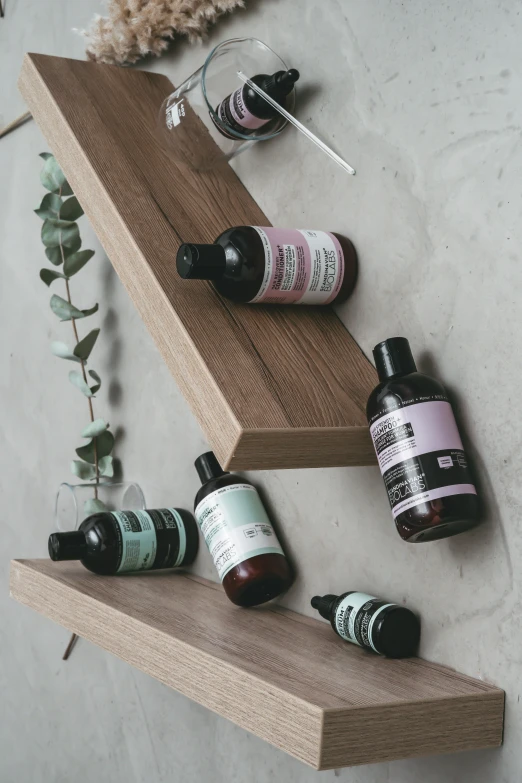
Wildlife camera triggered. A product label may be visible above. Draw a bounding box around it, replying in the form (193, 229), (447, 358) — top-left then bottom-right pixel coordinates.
(194, 484), (284, 581)
(335, 593), (394, 653)
(112, 508), (187, 574)
(214, 86), (269, 138)
(369, 399), (477, 518)
(249, 227), (344, 304)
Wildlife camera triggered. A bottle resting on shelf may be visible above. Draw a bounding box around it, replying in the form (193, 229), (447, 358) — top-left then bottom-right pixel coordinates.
(311, 591), (420, 658)
(193, 451), (293, 606)
(48, 508), (199, 574)
(367, 337), (479, 542)
(176, 226), (358, 306)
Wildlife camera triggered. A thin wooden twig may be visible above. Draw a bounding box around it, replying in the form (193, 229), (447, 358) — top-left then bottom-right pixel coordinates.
(0, 110), (32, 138)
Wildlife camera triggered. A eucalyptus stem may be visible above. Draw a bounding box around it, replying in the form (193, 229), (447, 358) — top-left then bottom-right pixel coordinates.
(58, 222), (100, 498)
(38, 153), (116, 662)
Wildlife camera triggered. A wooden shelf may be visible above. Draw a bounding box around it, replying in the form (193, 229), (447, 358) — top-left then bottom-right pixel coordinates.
(11, 560), (504, 769)
(19, 53), (377, 470)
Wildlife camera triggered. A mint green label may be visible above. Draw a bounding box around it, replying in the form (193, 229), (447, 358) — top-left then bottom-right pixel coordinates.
(195, 484), (284, 580)
(112, 510), (157, 573)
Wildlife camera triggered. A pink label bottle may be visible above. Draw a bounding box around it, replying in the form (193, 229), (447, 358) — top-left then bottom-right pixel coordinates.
(213, 69), (299, 139)
(176, 226), (358, 306)
(367, 337), (479, 542)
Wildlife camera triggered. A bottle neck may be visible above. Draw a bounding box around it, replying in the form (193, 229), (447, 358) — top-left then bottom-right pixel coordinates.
(311, 594), (338, 621)
(373, 337), (417, 382)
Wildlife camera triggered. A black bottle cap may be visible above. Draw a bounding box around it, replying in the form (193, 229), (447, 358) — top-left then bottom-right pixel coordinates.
(195, 451), (227, 484)
(176, 243), (226, 280)
(263, 69), (300, 99)
(311, 594), (338, 621)
(373, 337), (417, 382)
(48, 531), (87, 561)
(375, 607), (421, 658)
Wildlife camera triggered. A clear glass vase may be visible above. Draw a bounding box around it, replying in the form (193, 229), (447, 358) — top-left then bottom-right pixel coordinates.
(157, 37), (296, 170)
(55, 481), (146, 533)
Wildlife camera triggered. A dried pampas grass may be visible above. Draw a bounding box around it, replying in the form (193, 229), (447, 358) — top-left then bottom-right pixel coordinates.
(83, 0), (245, 66)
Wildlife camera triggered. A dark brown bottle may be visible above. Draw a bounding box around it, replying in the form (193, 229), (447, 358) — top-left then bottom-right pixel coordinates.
(194, 452), (293, 606)
(48, 508), (199, 574)
(176, 226), (357, 305)
(367, 337), (479, 542)
(213, 69), (299, 139)
(311, 591), (420, 658)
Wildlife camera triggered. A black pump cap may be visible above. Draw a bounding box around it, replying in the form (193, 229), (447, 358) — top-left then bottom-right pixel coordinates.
(48, 531), (87, 561)
(311, 594), (338, 621)
(373, 337), (417, 382)
(176, 243), (226, 280)
(195, 451), (227, 484)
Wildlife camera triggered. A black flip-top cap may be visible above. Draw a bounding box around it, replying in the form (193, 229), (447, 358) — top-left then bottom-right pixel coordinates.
(176, 243), (226, 280)
(195, 451), (227, 484)
(373, 337), (417, 382)
(48, 531), (87, 561)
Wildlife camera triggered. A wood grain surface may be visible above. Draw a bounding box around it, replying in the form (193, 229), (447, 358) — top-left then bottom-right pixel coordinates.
(18, 53), (377, 470)
(10, 560), (504, 769)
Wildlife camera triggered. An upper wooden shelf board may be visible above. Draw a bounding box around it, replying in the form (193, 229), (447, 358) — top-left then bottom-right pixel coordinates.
(18, 53), (377, 470)
(11, 560), (504, 770)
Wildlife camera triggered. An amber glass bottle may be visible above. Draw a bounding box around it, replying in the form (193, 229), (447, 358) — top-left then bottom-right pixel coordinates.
(194, 452), (293, 606)
(214, 68), (299, 139)
(367, 337), (479, 542)
(176, 226), (357, 305)
(48, 508), (199, 574)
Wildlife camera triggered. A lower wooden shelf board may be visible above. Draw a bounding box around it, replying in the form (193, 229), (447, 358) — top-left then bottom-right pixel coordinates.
(10, 559), (504, 770)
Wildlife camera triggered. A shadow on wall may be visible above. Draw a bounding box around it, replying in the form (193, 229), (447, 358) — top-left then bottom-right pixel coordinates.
(100, 257), (125, 481)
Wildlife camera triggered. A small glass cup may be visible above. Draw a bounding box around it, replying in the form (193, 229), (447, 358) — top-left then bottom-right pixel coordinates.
(157, 37), (296, 170)
(55, 481), (146, 533)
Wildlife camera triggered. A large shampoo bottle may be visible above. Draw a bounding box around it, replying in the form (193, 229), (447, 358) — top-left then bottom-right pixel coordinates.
(367, 337), (479, 542)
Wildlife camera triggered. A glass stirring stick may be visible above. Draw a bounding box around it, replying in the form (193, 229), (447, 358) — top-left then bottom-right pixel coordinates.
(237, 70), (356, 176)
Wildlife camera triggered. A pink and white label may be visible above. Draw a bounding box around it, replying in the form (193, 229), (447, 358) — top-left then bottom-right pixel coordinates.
(228, 87), (268, 130)
(249, 227), (345, 305)
(370, 400), (477, 518)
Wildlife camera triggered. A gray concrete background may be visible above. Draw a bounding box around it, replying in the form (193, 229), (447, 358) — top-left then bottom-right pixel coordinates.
(1, 1), (519, 781)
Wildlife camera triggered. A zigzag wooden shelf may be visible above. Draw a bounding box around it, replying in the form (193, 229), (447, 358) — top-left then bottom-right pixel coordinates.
(19, 52), (377, 470)
(11, 560), (504, 770)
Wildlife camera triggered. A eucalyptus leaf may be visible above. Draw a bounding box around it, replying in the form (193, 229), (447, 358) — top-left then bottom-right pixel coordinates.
(63, 249), (94, 277)
(58, 221), (80, 248)
(50, 294), (84, 321)
(45, 236), (82, 262)
(34, 193), (62, 220)
(76, 431), (114, 464)
(40, 155), (72, 195)
(82, 418), (108, 438)
(41, 219), (79, 250)
(98, 455), (114, 478)
(50, 341), (82, 363)
(81, 303), (99, 318)
(69, 371), (93, 397)
(45, 247), (63, 266)
(84, 498), (108, 515)
(40, 268), (67, 287)
(59, 196), (84, 222)
(71, 460), (97, 480)
(88, 370), (102, 395)
(73, 329), (99, 361)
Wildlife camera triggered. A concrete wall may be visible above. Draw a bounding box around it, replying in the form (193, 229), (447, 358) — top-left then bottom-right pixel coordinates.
(1, 1), (519, 780)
